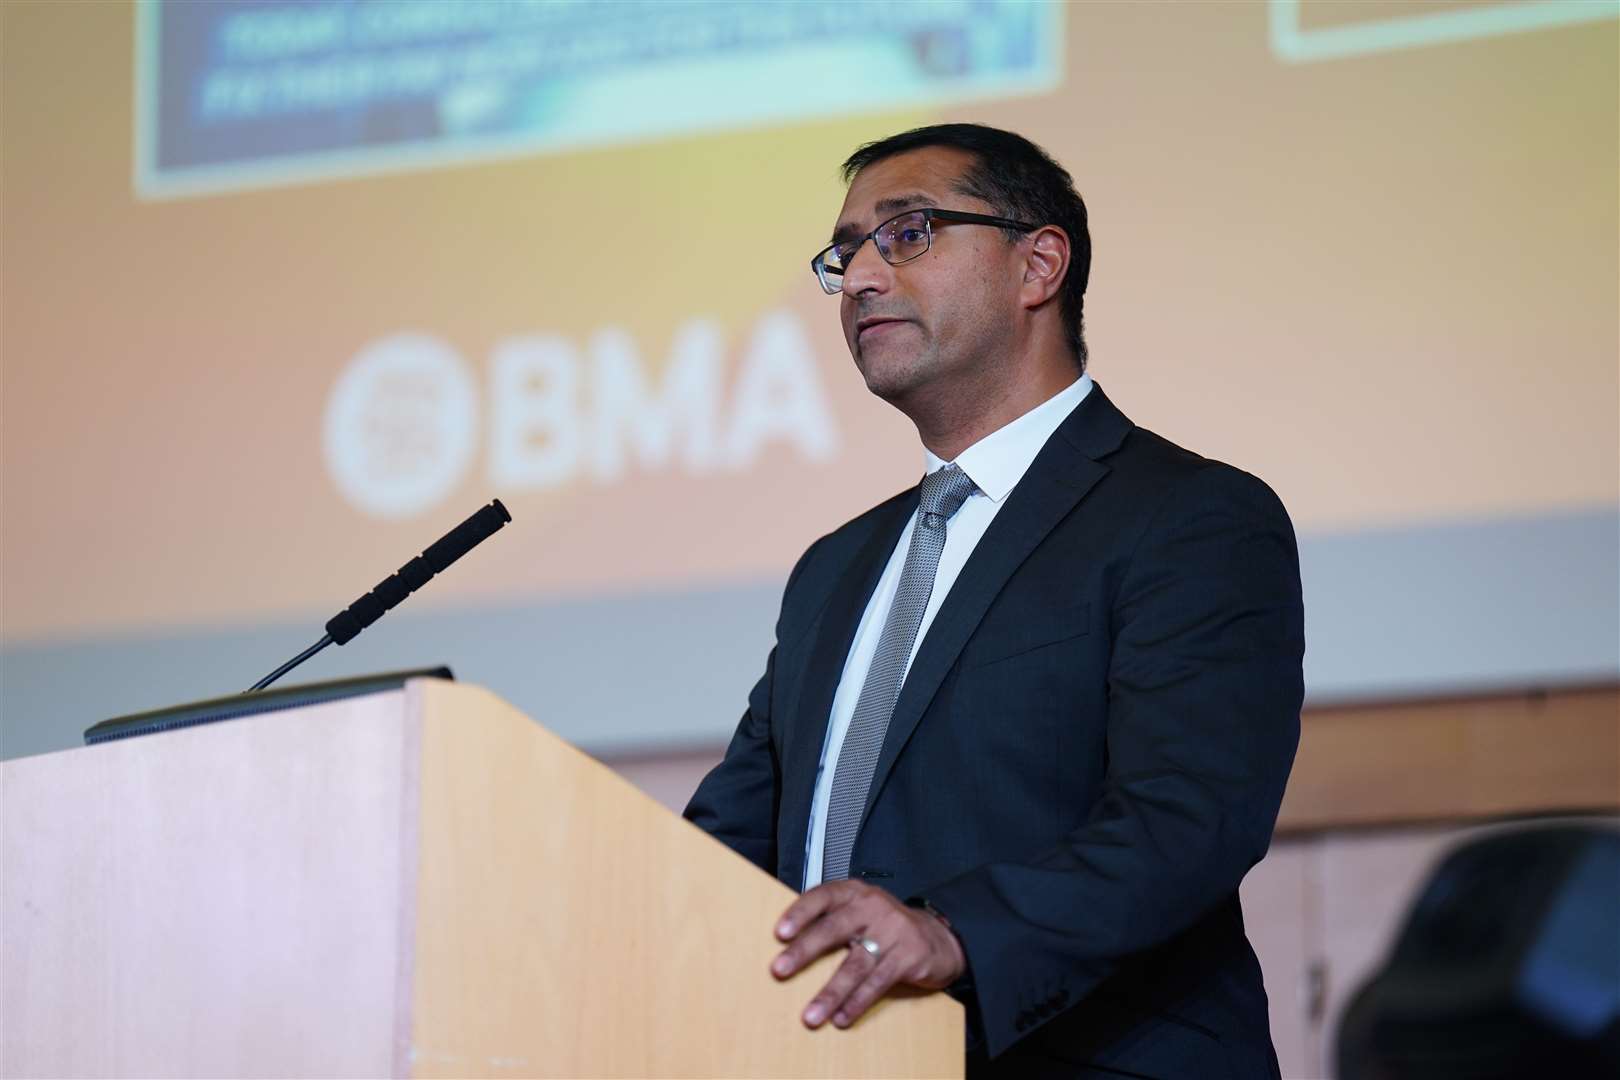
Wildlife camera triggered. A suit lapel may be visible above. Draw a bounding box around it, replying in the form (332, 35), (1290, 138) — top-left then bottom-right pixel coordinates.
(857, 383), (1134, 832)
(775, 492), (915, 888)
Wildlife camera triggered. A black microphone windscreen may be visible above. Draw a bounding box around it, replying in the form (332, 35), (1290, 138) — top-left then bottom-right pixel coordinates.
(397, 555), (432, 592)
(423, 500), (510, 573)
(323, 499), (511, 648)
(325, 610), (362, 645)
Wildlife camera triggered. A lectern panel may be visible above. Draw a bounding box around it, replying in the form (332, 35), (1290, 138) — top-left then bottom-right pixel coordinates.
(405, 680), (963, 1079)
(1, 693), (414, 1078)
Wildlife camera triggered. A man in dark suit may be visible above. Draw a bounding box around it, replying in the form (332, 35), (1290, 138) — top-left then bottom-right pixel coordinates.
(684, 124), (1304, 1078)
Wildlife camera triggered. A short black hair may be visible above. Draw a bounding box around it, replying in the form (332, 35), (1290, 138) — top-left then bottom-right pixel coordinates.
(842, 123), (1091, 371)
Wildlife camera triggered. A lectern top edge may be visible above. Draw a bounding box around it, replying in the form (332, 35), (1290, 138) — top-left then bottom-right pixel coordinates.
(81, 666), (454, 747)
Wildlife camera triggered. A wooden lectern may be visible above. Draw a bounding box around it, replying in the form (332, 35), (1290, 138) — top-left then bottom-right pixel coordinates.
(1, 679), (962, 1078)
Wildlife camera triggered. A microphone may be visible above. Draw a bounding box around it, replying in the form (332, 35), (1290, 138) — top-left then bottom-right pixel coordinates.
(246, 499), (512, 692)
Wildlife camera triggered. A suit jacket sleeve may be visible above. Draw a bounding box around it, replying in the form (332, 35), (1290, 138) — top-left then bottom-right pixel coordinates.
(682, 538), (823, 874)
(922, 463), (1305, 1058)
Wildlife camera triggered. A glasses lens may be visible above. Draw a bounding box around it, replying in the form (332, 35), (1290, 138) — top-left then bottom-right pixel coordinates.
(813, 250), (843, 294)
(877, 212), (930, 264)
(814, 211), (931, 294)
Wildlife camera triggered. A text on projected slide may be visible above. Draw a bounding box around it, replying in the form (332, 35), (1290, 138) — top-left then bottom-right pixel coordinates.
(137, 0), (1061, 197)
(323, 310), (839, 520)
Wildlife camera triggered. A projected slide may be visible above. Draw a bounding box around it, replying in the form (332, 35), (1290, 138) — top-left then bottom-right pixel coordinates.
(137, 0), (1060, 197)
(2, 0), (1613, 759)
(1270, 0), (1617, 63)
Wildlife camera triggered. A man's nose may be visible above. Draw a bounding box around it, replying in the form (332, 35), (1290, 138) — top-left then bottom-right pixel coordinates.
(840, 238), (891, 297)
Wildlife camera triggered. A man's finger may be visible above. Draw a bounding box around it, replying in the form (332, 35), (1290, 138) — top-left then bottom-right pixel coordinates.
(772, 897), (867, 977)
(800, 944), (881, 1028)
(832, 949), (906, 1028)
(774, 881), (849, 941)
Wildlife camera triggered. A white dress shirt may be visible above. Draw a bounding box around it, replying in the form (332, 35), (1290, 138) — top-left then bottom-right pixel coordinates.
(801, 374), (1094, 888)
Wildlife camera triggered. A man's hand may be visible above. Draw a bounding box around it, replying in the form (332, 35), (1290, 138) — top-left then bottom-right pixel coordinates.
(770, 880), (966, 1029)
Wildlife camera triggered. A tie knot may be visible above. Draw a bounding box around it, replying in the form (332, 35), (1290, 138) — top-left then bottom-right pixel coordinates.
(917, 464), (976, 528)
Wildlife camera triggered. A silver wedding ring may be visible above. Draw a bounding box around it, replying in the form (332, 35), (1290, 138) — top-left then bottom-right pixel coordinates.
(849, 934), (882, 961)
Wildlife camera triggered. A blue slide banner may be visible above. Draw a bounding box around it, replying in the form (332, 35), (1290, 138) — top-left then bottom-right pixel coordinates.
(136, 0), (1063, 198)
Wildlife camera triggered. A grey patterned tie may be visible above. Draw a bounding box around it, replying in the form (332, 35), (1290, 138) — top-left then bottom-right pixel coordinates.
(821, 463), (978, 883)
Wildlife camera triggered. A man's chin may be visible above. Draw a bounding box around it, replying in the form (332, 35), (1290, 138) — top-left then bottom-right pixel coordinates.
(857, 362), (917, 403)
(854, 348), (927, 403)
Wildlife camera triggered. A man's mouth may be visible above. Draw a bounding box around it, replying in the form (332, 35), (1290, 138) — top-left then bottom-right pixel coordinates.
(856, 317), (909, 342)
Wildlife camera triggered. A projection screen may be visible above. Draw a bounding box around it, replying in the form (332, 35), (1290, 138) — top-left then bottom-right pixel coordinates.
(2, 0), (1615, 759)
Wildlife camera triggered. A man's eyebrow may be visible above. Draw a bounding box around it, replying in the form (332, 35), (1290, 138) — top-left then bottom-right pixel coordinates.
(830, 193), (935, 244)
(875, 192), (934, 216)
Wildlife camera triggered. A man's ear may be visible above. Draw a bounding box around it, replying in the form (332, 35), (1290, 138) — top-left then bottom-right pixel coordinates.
(1020, 226), (1070, 311)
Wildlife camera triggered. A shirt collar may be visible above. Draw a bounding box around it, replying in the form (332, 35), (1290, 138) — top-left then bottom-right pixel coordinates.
(923, 374), (1093, 503)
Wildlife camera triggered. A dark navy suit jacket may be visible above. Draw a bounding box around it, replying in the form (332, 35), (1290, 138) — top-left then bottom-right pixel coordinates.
(685, 383), (1304, 1079)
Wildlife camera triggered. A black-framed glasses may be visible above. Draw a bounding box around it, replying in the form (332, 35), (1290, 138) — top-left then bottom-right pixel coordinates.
(811, 207), (1039, 295)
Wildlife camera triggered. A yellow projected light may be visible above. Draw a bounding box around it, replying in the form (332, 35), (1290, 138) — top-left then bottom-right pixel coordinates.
(0, 0), (1615, 647)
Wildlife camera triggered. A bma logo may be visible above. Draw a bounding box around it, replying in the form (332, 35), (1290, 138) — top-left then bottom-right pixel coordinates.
(323, 309), (839, 518)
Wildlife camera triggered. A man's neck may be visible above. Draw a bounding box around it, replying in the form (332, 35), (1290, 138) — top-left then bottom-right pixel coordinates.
(907, 360), (1080, 462)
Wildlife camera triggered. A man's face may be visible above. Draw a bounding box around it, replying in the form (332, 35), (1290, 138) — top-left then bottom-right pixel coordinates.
(832, 147), (1026, 406)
